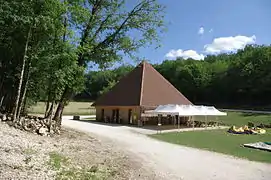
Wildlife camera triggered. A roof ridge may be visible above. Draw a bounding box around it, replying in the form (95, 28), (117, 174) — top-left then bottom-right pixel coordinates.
(93, 60), (192, 107)
(139, 61), (146, 105)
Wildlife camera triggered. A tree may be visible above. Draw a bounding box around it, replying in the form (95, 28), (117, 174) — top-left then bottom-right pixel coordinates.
(0, 0), (81, 119)
(85, 45), (271, 109)
(53, 0), (166, 121)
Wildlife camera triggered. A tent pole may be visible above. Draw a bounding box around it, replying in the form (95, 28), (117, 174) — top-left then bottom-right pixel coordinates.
(192, 116), (194, 129)
(205, 115), (207, 129)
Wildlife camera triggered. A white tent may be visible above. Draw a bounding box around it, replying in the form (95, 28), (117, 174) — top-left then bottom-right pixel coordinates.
(145, 104), (200, 116)
(145, 104), (227, 116)
(145, 104), (198, 130)
(143, 104), (227, 130)
(205, 106), (227, 116)
(145, 104), (180, 116)
(192, 105), (227, 127)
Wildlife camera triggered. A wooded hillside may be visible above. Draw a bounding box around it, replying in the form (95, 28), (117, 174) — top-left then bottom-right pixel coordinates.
(1, 0), (271, 124)
(85, 45), (271, 109)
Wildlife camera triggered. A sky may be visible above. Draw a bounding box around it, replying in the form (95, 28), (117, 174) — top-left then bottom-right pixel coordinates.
(124, 0), (271, 65)
(89, 0), (271, 70)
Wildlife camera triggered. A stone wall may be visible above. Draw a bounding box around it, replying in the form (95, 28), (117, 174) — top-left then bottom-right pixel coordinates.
(0, 113), (60, 136)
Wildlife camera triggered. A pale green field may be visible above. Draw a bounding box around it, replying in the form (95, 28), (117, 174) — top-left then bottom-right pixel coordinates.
(28, 102), (96, 115)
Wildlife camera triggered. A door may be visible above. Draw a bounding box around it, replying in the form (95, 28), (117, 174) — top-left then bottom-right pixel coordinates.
(111, 109), (116, 123)
(128, 109), (132, 124)
(116, 109), (120, 123)
(101, 109), (105, 122)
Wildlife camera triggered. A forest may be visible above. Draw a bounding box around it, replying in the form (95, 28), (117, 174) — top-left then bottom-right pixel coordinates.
(85, 45), (271, 109)
(1, 0), (271, 130)
(0, 0), (165, 127)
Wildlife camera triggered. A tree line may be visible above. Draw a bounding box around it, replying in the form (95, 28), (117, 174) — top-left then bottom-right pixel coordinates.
(85, 45), (271, 109)
(1, 0), (270, 127)
(0, 0), (165, 124)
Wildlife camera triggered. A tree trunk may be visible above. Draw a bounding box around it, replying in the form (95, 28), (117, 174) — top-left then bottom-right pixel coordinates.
(0, 96), (4, 111)
(44, 101), (54, 119)
(48, 101), (54, 133)
(45, 100), (50, 117)
(17, 59), (31, 117)
(53, 87), (70, 125)
(52, 6), (69, 124)
(0, 75), (4, 95)
(51, 2), (97, 121)
(13, 25), (32, 120)
(44, 82), (52, 117)
(22, 95), (27, 115)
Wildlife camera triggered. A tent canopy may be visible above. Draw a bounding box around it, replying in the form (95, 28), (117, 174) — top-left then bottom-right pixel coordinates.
(144, 104), (227, 116)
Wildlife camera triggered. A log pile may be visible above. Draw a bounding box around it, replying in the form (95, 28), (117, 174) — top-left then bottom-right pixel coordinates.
(0, 113), (60, 136)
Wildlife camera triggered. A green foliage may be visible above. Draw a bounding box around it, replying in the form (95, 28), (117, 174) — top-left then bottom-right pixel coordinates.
(23, 148), (37, 155)
(49, 152), (69, 170)
(99, 79), (117, 96)
(86, 45), (271, 108)
(56, 166), (111, 180)
(0, 0), (166, 116)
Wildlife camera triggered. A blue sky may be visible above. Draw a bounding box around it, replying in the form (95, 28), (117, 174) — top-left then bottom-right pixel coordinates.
(126, 0), (271, 65)
(90, 0), (271, 70)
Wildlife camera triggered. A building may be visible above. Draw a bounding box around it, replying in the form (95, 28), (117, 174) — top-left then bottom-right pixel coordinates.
(92, 61), (192, 125)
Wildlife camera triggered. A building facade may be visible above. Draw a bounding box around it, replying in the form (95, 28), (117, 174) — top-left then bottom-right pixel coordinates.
(92, 61), (192, 125)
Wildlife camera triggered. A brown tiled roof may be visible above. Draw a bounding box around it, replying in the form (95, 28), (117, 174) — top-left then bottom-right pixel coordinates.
(92, 61), (192, 107)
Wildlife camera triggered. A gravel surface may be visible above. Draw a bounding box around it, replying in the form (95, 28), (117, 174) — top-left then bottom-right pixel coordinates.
(0, 120), (154, 180)
(63, 116), (271, 180)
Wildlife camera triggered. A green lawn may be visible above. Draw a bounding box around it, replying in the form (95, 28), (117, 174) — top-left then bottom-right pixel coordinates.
(151, 112), (271, 163)
(28, 102), (96, 115)
(216, 112), (271, 126)
(151, 129), (271, 163)
(193, 112), (271, 127)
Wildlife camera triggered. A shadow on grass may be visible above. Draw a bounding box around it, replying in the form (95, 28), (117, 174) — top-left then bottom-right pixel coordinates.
(240, 112), (268, 117)
(70, 119), (124, 127)
(69, 119), (184, 131)
(78, 107), (95, 110)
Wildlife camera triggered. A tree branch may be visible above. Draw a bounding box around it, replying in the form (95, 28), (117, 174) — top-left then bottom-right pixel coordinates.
(77, 0), (104, 65)
(92, 1), (147, 52)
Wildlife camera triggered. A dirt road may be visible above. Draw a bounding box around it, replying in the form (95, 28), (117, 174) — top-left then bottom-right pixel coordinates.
(62, 116), (271, 180)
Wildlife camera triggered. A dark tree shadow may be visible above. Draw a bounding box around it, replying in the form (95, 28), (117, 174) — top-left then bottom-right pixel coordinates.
(70, 119), (123, 127)
(68, 118), (187, 130)
(241, 112), (267, 117)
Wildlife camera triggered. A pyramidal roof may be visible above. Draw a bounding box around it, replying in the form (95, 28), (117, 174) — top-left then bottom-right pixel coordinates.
(93, 61), (192, 107)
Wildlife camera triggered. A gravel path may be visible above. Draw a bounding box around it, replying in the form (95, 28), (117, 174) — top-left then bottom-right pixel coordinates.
(0, 119), (154, 180)
(63, 116), (271, 180)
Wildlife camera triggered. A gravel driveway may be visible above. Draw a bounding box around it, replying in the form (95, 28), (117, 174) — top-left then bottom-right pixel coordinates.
(62, 116), (271, 180)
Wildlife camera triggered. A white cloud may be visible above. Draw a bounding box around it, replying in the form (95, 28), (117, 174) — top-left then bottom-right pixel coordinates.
(165, 34), (256, 61)
(198, 27), (204, 35)
(204, 35), (256, 54)
(165, 49), (204, 60)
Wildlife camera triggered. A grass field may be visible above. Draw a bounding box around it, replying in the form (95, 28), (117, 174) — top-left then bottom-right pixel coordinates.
(151, 112), (271, 163)
(28, 102), (96, 115)
(193, 112), (271, 127)
(216, 112), (271, 127)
